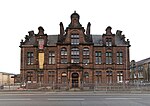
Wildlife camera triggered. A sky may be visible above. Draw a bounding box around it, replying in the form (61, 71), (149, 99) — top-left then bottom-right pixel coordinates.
(0, 0), (150, 74)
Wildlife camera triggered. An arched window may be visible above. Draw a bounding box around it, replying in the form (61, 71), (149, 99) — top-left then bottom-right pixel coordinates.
(61, 72), (67, 84)
(95, 71), (102, 84)
(61, 48), (67, 64)
(83, 48), (89, 64)
(27, 71), (33, 83)
(37, 71), (44, 84)
(106, 69), (113, 84)
(117, 71), (123, 83)
(84, 72), (89, 83)
(48, 71), (55, 84)
(71, 48), (79, 63)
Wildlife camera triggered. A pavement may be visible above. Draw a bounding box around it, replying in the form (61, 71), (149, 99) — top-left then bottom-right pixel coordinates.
(0, 89), (150, 95)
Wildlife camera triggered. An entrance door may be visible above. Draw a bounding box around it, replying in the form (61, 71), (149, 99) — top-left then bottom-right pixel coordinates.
(72, 73), (79, 88)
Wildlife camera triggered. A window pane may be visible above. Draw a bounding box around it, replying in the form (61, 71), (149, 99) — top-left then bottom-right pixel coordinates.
(117, 52), (123, 64)
(117, 71), (123, 83)
(106, 57), (108, 64)
(83, 59), (89, 64)
(52, 58), (55, 64)
(106, 52), (112, 64)
(106, 38), (112, 47)
(83, 48), (89, 55)
(71, 34), (79, 45)
(27, 52), (34, 65)
(61, 48), (67, 63)
(83, 48), (90, 64)
(95, 51), (102, 64)
(71, 48), (79, 63)
(49, 52), (55, 64)
(61, 72), (67, 84)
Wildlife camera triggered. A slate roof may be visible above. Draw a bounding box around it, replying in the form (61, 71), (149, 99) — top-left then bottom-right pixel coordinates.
(92, 35), (102, 46)
(24, 36), (36, 45)
(136, 57), (150, 66)
(92, 35), (128, 46)
(115, 35), (128, 46)
(47, 35), (58, 45)
(23, 34), (129, 46)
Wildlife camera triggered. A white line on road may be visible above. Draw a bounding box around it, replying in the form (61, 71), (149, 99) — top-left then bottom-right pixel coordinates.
(48, 98), (85, 101)
(105, 98), (142, 100)
(0, 98), (31, 101)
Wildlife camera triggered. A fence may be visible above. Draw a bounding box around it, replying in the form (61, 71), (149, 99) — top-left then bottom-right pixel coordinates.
(23, 82), (150, 92)
(1, 82), (150, 92)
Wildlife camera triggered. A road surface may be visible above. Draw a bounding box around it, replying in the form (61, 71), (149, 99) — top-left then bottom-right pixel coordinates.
(0, 92), (150, 106)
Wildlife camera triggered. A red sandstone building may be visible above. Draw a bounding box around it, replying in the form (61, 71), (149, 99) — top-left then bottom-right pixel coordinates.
(20, 11), (130, 89)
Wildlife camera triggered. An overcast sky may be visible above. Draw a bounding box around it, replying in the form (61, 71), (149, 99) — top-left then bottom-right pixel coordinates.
(0, 0), (150, 74)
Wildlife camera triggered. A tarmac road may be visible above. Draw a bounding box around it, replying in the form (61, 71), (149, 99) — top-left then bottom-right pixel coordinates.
(0, 92), (150, 106)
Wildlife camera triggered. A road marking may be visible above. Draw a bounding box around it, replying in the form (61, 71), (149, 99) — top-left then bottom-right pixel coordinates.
(105, 98), (142, 100)
(48, 98), (85, 101)
(0, 98), (31, 101)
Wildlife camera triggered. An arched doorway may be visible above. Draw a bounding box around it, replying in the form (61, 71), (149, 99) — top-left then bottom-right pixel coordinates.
(72, 73), (79, 88)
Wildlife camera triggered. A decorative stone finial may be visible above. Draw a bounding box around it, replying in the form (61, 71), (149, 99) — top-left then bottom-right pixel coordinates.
(25, 35), (29, 40)
(71, 11), (80, 19)
(20, 39), (24, 46)
(38, 26), (44, 35)
(106, 26), (112, 35)
(60, 22), (64, 35)
(86, 22), (91, 35)
(116, 30), (122, 36)
(69, 11), (82, 28)
(127, 39), (130, 45)
(28, 31), (34, 36)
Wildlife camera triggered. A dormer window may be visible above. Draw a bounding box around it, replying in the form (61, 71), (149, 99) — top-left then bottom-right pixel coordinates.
(71, 34), (79, 45)
(106, 38), (112, 47)
(38, 39), (44, 49)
